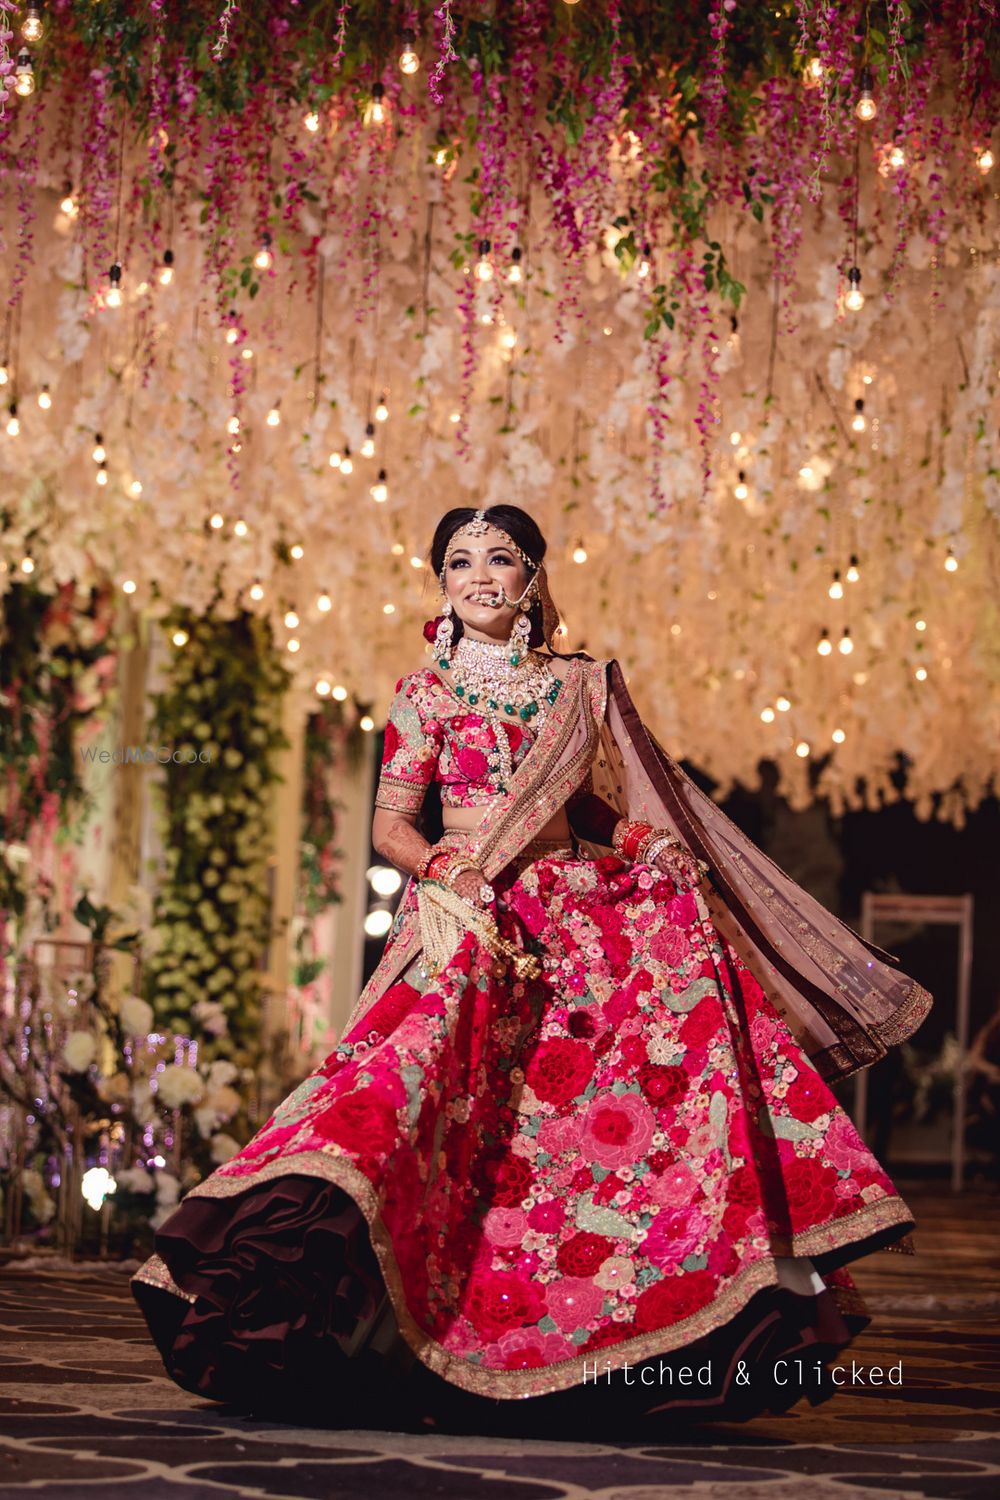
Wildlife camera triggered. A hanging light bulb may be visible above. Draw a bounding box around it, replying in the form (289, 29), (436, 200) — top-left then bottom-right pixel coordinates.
(249, 580), (264, 602)
(851, 397), (867, 433)
(332, 684), (348, 701)
(371, 469), (389, 502)
(500, 327), (518, 350)
(96, 464), (108, 486)
(508, 246), (523, 284)
(375, 393), (389, 422)
(340, 445), (354, 475)
(399, 31), (420, 74)
(60, 191), (78, 218)
(284, 609), (299, 630)
(361, 420), (376, 458)
(106, 262), (123, 308)
(637, 243), (651, 279)
(776, 695), (791, 712)
(328, 450), (342, 469)
(226, 414), (240, 435)
(37, 384), (51, 410)
(846, 553), (860, 583)
(760, 706), (776, 723)
(158, 248), (175, 286)
(303, 110), (320, 133)
(915, 666), (928, 681)
(829, 570), (844, 600)
(944, 548), (958, 572)
(817, 628), (833, 656)
(209, 510), (225, 529)
(20, 555), (34, 573)
(254, 236), (273, 271)
(434, 145), (448, 167)
(976, 147), (994, 175)
(832, 728), (846, 744)
(795, 741), (811, 758)
(475, 239), (494, 282)
(13, 49), (35, 98)
(21, 7), (44, 44)
(317, 591), (332, 612)
(802, 55), (824, 88)
(122, 578), (137, 595)
(290, 542), (304, 560)
(838, 627), (854, 655)
(6, 403), (20, 437)
(368, 81), (387, 126)
(572, 543), (588, 564)
(233, 517), (248, 537)
(845, 266), (865, 312)
(734, 470), (749, 501)
(359, 714), (375, 731)
(172, 628), (189, 647)
(0, 365), (7, 386)
(130, 479), (143, 497)
(266, 404), (281, 426)
(854, 65), (877, 122)
(888, 144), (905, 170)
(92, 434), (106, 463)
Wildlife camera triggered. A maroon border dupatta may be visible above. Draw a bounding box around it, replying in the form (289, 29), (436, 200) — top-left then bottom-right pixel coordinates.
(344, 651), (932, 1080)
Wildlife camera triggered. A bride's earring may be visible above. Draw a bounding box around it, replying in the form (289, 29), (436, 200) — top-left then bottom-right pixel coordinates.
(434, 597), (455, 664)
(508, 587), (534, 665)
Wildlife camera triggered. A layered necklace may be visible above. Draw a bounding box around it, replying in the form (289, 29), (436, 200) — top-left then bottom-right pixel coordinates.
(436, 635), (562, 791)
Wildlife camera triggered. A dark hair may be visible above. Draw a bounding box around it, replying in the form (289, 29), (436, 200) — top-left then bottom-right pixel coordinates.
(429, 506), (549, 649)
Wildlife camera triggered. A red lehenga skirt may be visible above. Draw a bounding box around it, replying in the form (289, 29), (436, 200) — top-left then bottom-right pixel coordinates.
(132, 832), (915, 1428)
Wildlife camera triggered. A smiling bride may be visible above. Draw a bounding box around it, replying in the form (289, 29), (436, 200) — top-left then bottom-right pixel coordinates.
(131, 504), (932, 1426)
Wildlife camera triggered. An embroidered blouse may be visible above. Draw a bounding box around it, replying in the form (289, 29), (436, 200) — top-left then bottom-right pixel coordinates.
(374, 666), (621, 843)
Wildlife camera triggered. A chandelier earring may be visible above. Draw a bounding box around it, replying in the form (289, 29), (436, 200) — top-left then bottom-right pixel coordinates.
(434, 594), (455, 663)
(508, 578), (536, 665)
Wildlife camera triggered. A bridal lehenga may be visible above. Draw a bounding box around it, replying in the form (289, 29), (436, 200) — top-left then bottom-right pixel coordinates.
(132, 641), (932, 1425)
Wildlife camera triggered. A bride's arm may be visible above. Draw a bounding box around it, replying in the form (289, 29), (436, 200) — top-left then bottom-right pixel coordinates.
(372, 809), (432, 877)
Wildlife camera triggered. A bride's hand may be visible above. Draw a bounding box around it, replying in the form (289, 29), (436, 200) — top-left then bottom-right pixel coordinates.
(451, 867), (494, 909)
(651, 843), (708, 888)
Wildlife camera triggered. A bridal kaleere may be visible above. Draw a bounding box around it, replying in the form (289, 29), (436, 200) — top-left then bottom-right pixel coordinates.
(132, 505), (932, 1425)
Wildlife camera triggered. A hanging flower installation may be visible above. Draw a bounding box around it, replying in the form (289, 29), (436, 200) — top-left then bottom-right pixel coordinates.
(0, 2), (997, 823)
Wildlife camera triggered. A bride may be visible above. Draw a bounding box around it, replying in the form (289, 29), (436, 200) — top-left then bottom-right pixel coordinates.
(132, 504), (932, 1425)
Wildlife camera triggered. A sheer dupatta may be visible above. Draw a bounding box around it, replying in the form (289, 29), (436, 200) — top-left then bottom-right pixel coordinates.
(592, 658), (933, 1083)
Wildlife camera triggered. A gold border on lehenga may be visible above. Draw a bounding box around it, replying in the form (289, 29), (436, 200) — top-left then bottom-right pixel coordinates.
(130, 1149), (913, 1401)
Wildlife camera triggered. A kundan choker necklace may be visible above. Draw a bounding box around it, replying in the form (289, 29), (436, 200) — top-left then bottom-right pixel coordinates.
(436, 635), (562, 790)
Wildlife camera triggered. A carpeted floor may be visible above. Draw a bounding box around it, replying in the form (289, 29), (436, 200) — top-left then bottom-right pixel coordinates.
(1, 1184), (997, 1498)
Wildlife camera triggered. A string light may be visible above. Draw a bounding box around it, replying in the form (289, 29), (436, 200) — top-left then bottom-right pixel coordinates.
(284, 609), (299, 629)
(159, 249), (175, 286)
(316, 678), (332, 697)
(290, 542), (304, 560)
(92, 435), (106, 463)
(760, 706), (776, 723)
(6, 403), (20, 437)
(829, 571), (843, 599)
(795, 741), (811, 758)
(371, 469), (389, 502)
(233, 517), (248, 537)
(976, 147), (994, 175)
(287, 638), (300, 653)
(851, 397), (867, 433)
(37, 385), (51, 410)
(329, 450), (342, 469)
(500, 328), (518, 350)
(410, 555), (423, 568)
(20, 555), (34, 573)
(208, 511), (224, 528)
(944, 548), (958, 572)
(434, 146), (448, 167)
(241, 346), (253, 360)
(304, 110), (320, 133)
(332, 684), (348, 701)
(734, 471), (749, 501)
(839, 627), (854, 655)
(888, 144), (905, 170)
(172, 629), (189, 647)
(845, 266), (865, 312)
(508, 247), (523, 284)
(846, 554), (861, 583)
(96, 463), (109, 486)
(0, 365), (7, 386)
(365, 909), (392, 937)
(106, 262), (123, 308)
(122, 579), (136, 595)
(13, 49), (35, 97)
(361, 421), (376, 458)
(129, 479), (143, 498)
(266, 405), (281, 426)
(832, 728), (846, 744)
(359, 714), (375, 731)
(60, 192), (78, 218)
(340, 445), (354, 475)
(249, 581), (265, 602)
(817, 628), (833, 656)
(854, 65), (877, 122)
(475, 239), (494, 282)
(375, 394), (389, 422)
(225, 326), (239, 345)
(226, 415), (240, 434)
(915, 666), (928, 681)
(915, 618), (927, 632)
(22, 8), (45, 44)
(382, 602), (395, 614)
(637, 244), (651, 278)
(254, 236), (273, 271)
(776, 695), (791, 711)
(802, 55), (824, 88)
(399, 31), (420, 74)
(572, 543), (588, 564)
(317, 591), (332, 612)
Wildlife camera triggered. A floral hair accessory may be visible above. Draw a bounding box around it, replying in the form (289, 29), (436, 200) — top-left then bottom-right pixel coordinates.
(423, 616), (443, 644)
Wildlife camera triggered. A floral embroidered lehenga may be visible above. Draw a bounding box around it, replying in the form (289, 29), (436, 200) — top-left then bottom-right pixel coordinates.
(131, 648), (932, 1424)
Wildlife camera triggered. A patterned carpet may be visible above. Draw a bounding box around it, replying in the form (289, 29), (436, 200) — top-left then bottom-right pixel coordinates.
(1, 1184), (997, 1499)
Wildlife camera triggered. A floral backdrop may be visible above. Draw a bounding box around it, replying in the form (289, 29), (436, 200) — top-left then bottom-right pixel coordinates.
(0, 0), (997, 831)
